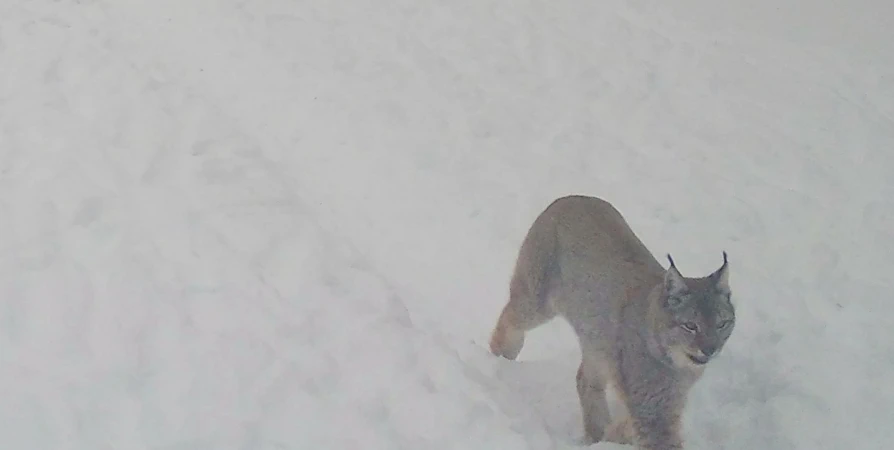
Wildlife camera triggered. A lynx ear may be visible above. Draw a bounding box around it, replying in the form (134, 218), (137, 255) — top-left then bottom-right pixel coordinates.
(664, 254), (688, 298)
(710, 251), (730, 293)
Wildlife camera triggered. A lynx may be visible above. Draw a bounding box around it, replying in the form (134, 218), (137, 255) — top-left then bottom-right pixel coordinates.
(489, 195), (735, 449)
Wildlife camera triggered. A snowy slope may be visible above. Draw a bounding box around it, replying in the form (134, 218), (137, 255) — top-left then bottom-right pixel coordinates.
(1, 0), (893, 449)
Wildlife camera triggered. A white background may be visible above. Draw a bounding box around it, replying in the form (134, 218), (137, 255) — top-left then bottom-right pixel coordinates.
(1, 0), (892, 448)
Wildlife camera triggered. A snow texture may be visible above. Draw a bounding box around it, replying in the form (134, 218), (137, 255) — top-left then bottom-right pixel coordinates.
(1, 0), (893, 449)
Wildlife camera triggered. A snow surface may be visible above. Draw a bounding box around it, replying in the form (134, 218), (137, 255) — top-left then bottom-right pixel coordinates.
(1, 0), (893, 449)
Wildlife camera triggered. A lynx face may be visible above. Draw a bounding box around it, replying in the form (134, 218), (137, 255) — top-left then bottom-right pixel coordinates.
(658, 254), (735, 368)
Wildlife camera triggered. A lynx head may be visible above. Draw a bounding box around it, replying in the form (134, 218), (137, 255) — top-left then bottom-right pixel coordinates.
(655, 252), (735, 369)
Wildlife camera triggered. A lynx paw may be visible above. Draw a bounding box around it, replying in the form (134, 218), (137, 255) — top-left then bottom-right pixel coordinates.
(578, 435), (597, 446)
(603, 417), (633, 445)
(489, 322), (524, 360)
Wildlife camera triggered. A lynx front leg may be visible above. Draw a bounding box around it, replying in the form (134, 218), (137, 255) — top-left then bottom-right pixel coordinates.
(627, 407), (685, 450)
(602, 387), (634, 445)
(575, 362), (612, 444)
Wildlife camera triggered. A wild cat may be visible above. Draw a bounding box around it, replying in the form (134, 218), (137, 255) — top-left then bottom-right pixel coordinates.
(489, 195), (735, 449)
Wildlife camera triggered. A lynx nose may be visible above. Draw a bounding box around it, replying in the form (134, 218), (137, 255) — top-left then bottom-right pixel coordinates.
(700, 344), (717, 357)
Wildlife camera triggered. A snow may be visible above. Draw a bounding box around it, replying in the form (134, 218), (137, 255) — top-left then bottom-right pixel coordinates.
(1, 0), (892, 448)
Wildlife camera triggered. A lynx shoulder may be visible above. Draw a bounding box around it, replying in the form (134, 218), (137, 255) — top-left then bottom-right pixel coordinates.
(489, 195), (735, 449)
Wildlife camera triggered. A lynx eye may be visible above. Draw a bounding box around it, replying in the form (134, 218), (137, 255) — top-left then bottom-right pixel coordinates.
(681, 322), (699, 333)
(717, 320), (732, 330)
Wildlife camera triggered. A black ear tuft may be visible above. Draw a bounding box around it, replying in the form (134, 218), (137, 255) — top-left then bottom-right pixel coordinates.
(712, 251), (730, 291)
(664, 254), (688, 297)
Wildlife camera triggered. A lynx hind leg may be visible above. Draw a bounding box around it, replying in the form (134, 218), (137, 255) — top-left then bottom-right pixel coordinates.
(603, 415), (634, 445)
(576, 362), (612, 444)
(489, 271), (555, 360)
